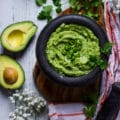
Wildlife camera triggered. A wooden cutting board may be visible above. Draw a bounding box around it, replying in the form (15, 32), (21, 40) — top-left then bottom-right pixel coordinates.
(33, 5), (104, 103)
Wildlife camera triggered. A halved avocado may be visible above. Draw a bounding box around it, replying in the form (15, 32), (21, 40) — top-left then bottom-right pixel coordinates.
(0, 55), (25, 89)
(0, 21), (37, 52)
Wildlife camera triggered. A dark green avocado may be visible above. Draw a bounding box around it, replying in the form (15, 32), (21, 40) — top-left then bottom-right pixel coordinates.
(0, 21), (37, 52)
(0, 55), (25, 89)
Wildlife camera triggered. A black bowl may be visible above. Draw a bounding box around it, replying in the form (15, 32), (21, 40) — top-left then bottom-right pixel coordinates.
(36, 14), (108, 86)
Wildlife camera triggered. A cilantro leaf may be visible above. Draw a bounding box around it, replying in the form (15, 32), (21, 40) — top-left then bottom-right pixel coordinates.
(52, 0), (61, 6)
(52, 0), (62, 13)
(69, 0), (81, 12)
(101, 42), (112, 54)
(98, 59), (108, 70)
(35, 0), (47, 6)
(56, 6), (62, 13)
(83, 93), (98, 119)
(38, 5), (53, 22)
(93, 1), (101, 7)
(69, 0), (78, 5)
(84, 105), (96, 119)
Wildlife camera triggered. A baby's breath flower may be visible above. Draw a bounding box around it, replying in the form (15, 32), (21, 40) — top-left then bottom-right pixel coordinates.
(18, 95), (23, 101)
(23, 113), (28, 118)
(9, 89), (47, 120)
(9, 97), (15, 104)
(18, 110), (23, 116)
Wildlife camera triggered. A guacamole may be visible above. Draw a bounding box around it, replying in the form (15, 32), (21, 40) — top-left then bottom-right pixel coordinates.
(46, 23), (100, 76)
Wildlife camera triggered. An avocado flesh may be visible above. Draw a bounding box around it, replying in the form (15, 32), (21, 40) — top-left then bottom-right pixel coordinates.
(0, 21), (37, 52)
(0, 55), (25, 89)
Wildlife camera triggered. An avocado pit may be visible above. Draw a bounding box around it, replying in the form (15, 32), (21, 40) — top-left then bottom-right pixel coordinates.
(3, 67), (18, 84)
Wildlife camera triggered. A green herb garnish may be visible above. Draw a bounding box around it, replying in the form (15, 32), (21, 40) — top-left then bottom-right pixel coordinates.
(69, 0), (102, 20)
(69, 0), (82, 12)
(56, 6), (62, 13)
(52, 0), (62, 13)
(52, 0), (61, 6)
(84, 93), (99, 119)
(90, 42), (112, 70)
(84, 105), (96, 119)
(101, 42), (112, 54)
(36, 0), (102, 21)
(35, 0), (46, 6)
(98, 59), (108, 70)
(37, 5), (53, 22)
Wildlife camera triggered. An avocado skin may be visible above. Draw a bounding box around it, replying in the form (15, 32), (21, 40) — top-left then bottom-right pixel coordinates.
(0, 21), (37, 52)
(0, 55), (25, 90)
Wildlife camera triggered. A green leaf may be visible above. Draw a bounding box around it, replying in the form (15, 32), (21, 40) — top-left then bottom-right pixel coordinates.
(93, 1), (101, 7)
(84, 105), (96, 119)
(53, 0), (61, 6)
(101, 42), (112, 54)
(38, 5), (53, 22)
(84, 2), (91, 10)
(83, 93), (98, 119)
(56, 6), (62, 13)
(69, 0), (81, 12)
(36, 0), (43, 6)
(69, 0), (77, 5)
(35, 0), (47, 6)
(98, 59), (108, 70)
(86, 11), (95, 19)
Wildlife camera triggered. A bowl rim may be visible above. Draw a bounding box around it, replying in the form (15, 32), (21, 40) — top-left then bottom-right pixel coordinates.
(36, 14), (108, 86)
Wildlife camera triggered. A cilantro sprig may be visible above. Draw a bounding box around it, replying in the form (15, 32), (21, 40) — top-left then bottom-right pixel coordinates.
(89, 42), (112, 70)
(101, 42), (112, 54)
(38, 5), (53, 22)
(69, 0), (102, 20)
(69, 0), (82, 12)
(52, 0), (62, 13)
(83, 93), (99, 119)
(36, 0), (102, 21)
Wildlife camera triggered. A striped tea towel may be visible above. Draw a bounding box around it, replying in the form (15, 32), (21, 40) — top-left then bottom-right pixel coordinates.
(48, 0), (120, 119)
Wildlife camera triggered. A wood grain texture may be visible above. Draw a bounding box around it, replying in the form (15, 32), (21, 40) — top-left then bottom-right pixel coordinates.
(34, 64), (101, 103)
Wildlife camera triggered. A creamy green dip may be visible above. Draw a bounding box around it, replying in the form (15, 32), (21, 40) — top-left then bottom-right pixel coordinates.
(46, 23), (100, 76)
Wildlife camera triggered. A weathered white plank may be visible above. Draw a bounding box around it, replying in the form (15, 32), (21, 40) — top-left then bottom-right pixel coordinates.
(0, 0), (49, 119)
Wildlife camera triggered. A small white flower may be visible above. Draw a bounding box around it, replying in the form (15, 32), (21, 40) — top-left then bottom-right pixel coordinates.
(19, 110), (23, 115)
(40, 102), (44, 106)
(9, 89), (47, 120)
(19, 106), (24, 110)
(9, 112), (15, 117)
(37, 105), (41, 108)
(9, 97), (15, 104)
(23, 113), (28, 118)
(23, 106), (28, 111)
(16, 116), (25, 120)
(26, 113), (31, 117)
(18, 96), (23, 101)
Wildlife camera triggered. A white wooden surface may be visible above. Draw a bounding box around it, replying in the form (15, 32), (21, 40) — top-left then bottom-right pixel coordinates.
(0, 0), (69, 119)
